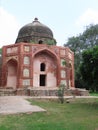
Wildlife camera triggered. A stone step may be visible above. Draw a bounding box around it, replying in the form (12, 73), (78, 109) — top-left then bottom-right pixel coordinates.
(0, 89), (16, 96)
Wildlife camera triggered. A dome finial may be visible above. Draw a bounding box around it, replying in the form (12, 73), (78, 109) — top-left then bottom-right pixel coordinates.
(34, 17), (38, 21)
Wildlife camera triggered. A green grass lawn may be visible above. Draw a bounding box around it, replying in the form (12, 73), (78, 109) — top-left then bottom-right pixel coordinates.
(90, 92), (98, 96)
(0, 98), (98, 130)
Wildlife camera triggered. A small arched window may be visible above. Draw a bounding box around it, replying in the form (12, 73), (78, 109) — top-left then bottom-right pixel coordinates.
(40, 63), (45, 71)
(38, 40), (43, 44)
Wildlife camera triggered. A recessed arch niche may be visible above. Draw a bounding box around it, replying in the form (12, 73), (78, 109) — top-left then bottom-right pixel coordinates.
(33, 50), (59, 87)
(6, 59), (18, 88)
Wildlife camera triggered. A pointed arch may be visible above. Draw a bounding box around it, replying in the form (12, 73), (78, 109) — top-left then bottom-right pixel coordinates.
(33, 49), (60, 87)
(33, 48), (59, 61)
(6, 59), (18, 88)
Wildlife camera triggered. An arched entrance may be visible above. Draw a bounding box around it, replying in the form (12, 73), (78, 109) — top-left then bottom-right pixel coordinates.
(40, 63), (46, 86)
(6, 59), (18, 89)
(33, 50), (59, 87)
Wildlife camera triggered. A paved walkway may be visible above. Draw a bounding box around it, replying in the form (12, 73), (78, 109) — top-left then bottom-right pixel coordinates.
(26, 95), (98, 99)
(0, 95), (98, 115)
(0, 96), (46, 115)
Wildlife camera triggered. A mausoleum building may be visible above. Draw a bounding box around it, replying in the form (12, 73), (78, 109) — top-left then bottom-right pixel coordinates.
(0, 18), (74, 95)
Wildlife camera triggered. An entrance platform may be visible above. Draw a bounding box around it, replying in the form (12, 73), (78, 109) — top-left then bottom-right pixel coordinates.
(0, 87), (89, 96)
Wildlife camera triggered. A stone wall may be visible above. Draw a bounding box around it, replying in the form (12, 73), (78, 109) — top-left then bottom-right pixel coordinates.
(69, 88), (89, 96)
(0, 88), (16, 96)
(0, 87), (89, 96)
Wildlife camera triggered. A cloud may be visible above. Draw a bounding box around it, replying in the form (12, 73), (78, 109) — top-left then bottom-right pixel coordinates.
(0, 7), (20, 48)
(76, 8), (98, 27)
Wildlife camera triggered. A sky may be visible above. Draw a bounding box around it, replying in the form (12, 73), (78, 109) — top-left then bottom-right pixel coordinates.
(0, 0), (98, 48)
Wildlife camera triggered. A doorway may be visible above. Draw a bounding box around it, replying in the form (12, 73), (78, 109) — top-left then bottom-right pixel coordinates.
(40, 74), (46, 86)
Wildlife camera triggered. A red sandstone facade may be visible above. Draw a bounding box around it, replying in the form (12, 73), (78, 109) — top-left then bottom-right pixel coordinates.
(1, 42), (74, 89)
(0, 18), (75, 93)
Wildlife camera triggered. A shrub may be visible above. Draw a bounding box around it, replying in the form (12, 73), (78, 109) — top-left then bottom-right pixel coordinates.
(58, 84), (65, 104)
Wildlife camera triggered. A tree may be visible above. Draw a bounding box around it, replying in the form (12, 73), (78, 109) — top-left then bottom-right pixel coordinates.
(82, 24), (98, 48)
(64, 24), (98, 88)
(0, 48), (2, 55)
(80, 46), (98, 92)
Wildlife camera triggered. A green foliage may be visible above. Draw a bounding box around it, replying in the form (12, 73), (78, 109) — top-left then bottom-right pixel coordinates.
(58, 84), (65, 103)
(65, 24), (98, 88)
(90, 92), (98, 96)
(0, 48), (2, 55)
(1, 98), (98, 130)
(62, 60), (66, 66)
(30, 40), (36, 44)
(30, 39), (56, 45)
(46, 39), (56, 45)
(82, 24), (98, 47)
(80, 46), (98, 92)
